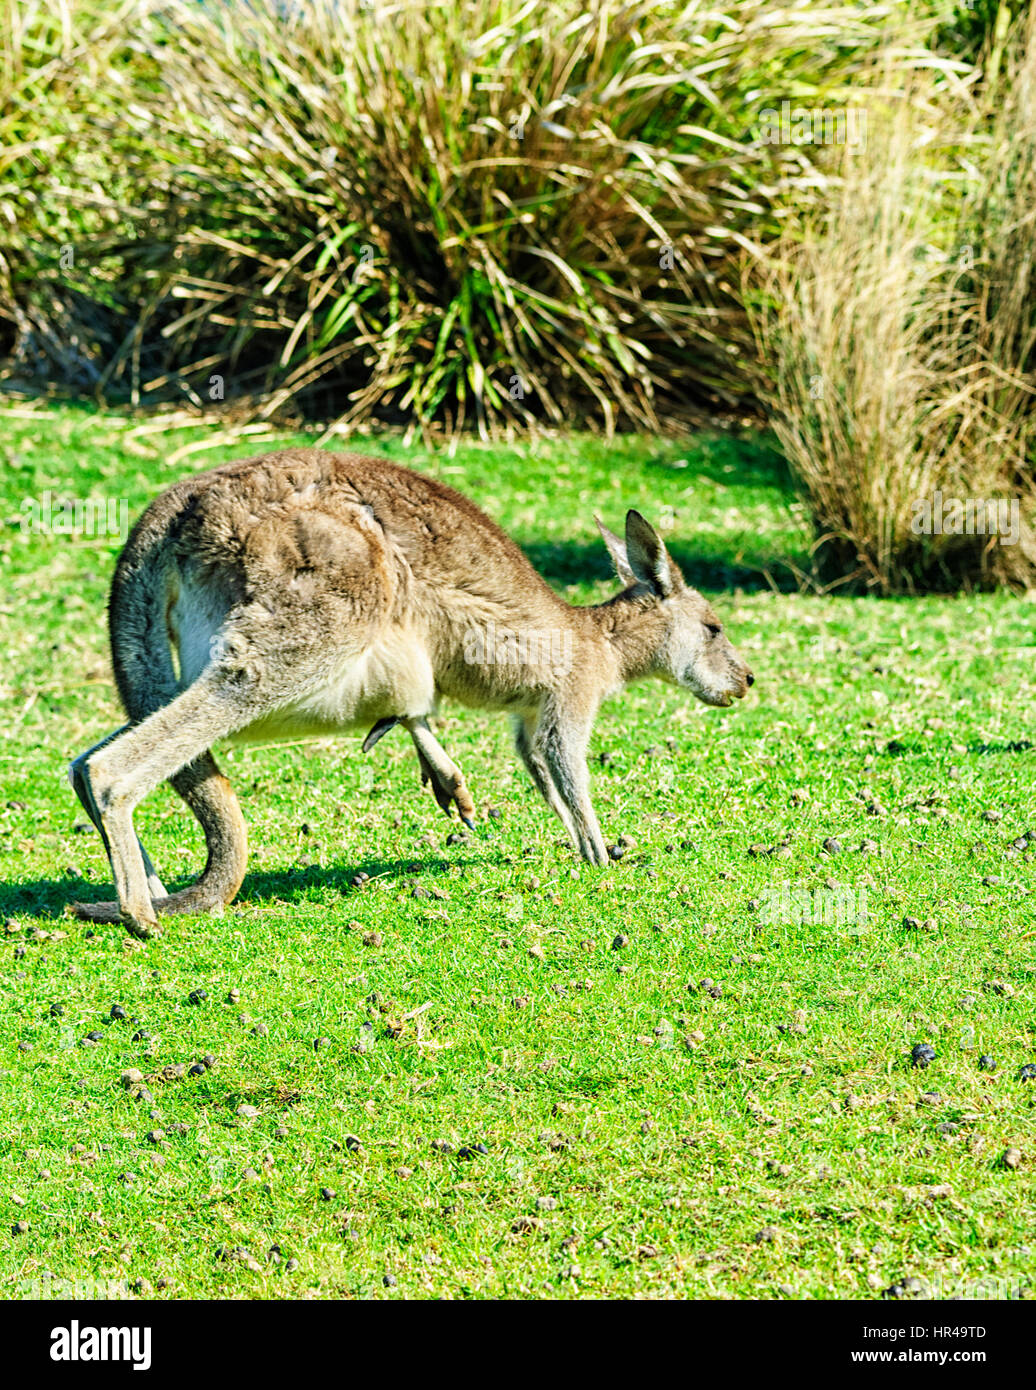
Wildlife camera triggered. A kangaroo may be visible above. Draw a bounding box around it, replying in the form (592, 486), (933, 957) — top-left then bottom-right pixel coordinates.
(68, 450), (754, 938)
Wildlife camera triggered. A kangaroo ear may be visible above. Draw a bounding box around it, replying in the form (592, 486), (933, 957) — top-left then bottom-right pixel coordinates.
(625, 510), (678, 597)
(594, 514), (635, 586)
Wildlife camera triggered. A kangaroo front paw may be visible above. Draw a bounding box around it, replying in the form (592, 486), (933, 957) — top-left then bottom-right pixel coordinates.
(579, 839), (610, 867)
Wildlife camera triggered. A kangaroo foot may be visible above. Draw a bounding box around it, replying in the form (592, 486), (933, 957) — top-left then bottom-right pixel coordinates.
(72, 898), (162, 938)
(414, 744), (476, 827)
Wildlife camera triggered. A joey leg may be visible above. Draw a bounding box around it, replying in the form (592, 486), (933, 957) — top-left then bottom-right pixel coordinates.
(403, 717), (476, 828)
(361, 715), (476, 828)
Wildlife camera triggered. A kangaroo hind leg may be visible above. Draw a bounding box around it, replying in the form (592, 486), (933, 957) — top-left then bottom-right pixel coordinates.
(72, 749), (247, 926)
(70, 728), (167, 904)
(71, 667), (267, 937)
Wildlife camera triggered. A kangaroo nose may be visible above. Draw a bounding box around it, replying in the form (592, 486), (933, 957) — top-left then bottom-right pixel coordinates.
(746, 670), (755, 687)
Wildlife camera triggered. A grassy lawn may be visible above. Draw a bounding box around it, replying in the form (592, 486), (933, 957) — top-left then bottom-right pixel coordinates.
(0, 404), (1034, 1300)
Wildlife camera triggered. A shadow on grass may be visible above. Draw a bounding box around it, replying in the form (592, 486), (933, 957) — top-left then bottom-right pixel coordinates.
(880, 738), (1034, 758)
(519, 537), (801, 593)
(0, 853), (490, 923)
(643, 432), (794, 490)
(518, 435), (804, 593)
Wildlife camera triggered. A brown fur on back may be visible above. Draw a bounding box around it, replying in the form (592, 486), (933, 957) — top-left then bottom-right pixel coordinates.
(111, 450), (580, 722)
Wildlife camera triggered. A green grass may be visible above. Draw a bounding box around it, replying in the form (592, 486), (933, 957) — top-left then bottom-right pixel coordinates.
(1, 403), (1034, 1300)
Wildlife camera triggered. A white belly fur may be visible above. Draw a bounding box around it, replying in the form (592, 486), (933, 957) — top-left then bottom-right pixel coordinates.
(171, 580), (435, 746)
(228, 630), (436, 745)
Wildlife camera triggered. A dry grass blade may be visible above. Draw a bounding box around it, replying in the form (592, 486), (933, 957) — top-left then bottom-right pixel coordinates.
(748, 30), (1036, 593)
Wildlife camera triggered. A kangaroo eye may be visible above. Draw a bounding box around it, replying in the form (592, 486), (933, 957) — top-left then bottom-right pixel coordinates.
(705, 622), (722, 637)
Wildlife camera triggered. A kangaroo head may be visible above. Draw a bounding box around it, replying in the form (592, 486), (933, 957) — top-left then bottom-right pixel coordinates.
(595, 510), (755, 707)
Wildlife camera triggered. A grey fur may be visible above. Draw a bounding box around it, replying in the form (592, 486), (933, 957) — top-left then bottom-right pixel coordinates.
(69, 450), (754, 937)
